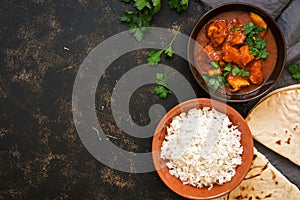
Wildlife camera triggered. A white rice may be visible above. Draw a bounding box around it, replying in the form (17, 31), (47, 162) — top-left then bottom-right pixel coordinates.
(160, 107), (243, 190)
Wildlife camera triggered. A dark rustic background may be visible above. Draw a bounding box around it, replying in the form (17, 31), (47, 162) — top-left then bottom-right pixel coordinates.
(0, 0), (299, 199)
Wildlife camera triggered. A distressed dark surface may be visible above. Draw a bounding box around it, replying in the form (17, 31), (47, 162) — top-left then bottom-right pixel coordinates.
(0, 0), (299, 199)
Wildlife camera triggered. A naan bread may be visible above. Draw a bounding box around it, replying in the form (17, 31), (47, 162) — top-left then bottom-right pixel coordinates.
(214, 148), (300, 199)
(246, 84), (300, 166)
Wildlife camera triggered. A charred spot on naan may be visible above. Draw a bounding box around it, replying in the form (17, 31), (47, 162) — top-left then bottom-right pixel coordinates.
(246, 86), (300, 167)
(253, 153), (258, 161)
(245, 158), (269, 180)
(265, 193), (273, 198)
(262, 163), (268, 171)
(285, 137), (291, 144)
(275, 140), (281, 145)
(271, 170), (279, 185)
(232, 192), (273, 199)
(293, 125), (298, 131)
(217, 149), (300, 200)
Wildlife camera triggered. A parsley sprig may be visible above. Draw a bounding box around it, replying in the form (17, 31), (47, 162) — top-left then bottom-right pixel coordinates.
(243, 22), (269, 59)
(231, 66), (250, 77)
(288, 63), (300, 79)
(120, 0), (160, 41)
(121, 1), (188, 99)
(154, 73), (172, 98)
(203, 62), (250, 91)
(168, 0), (188, 13)
(147, 27), (180, 65)
(203, 62), (231, 91)
(120, 0), (188, 41)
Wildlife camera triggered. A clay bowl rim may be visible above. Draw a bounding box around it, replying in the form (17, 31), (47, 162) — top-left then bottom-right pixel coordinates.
(187, 3), (286, 102)
(152, 98), (254, 199)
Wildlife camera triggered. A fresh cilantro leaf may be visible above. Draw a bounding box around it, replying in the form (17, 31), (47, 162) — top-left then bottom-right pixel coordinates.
(168, 0), (189, 13)
(134, 0), (152, 11)
(122, 9), (153, 41)
(243, 22), (255, 35)
(120, 0), (187, 42)
(135, 9), (152, 27)
(243, 22), (269, 59)
(120, 15), (131, 23)
(244, 22), (265, 36)
(232, 27), (241, 31)
(223, 62), (232, 77)
(168, 0), (177, 10)
(245, 37), (253, 46)
(249, 47), (259, 57)
(210, 61), (220, 69)
(155, 73), (168, 87)
(154, 85), (171, 98)
(164, 45), (174, 57)
(128, 23), (137, 33)
(181, 0), (188, 6)
(231, 66), (240, 76)
(205, 74), (226, 91)
(161, 26), (180, 57)
(120, 11), (136, 22)
(292, 74), (300, 79)
(254, 37), (266, 49)
(221, 76), (230, 86)
(203, 61), (233, 90)
(208, 78), (220, 90)
(128, 23), (146, 42)
(152, 0), (161, 13)
(133, 27), (144, 41)
(147, 50), (163, 65)
(154, 73), (172, 98)
(216, 74), (223, 83)
(120, 0), (160, 41)
(232, 66), (249, 77)
(258, 49), (269, 59)
(288, 63), (300, 79)
(147, 27), (180, 65)
(254, 26), (265, 35)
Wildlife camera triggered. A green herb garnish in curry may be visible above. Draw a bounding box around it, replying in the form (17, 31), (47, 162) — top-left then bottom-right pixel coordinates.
(198, 12), (271, 92)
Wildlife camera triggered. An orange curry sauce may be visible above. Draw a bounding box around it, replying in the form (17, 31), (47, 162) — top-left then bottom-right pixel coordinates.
(194, 11), (277, 95)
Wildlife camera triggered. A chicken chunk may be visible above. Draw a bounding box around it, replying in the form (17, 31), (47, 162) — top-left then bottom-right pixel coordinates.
(226, 30), (247, 46)
(222, 43), (242, 66)
(227, 18), (239, 29)
(225, 18), (246, 46)
(218, 60), (227, 67)
(204, 44), (223, 61)
(240, 45), (254, 66)
(249, 60), (264, 84)
(207, 21), (228, 47)
(227, 74), (250, 92)
(207, 69), (221, 76)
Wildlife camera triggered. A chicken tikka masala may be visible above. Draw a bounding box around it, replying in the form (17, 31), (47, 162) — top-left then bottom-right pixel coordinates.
(194, 11), (277, 94)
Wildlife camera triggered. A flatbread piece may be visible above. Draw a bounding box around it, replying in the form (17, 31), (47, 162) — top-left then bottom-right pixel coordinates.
(246, 84), (300, 166)
(214, 148), (300, 199)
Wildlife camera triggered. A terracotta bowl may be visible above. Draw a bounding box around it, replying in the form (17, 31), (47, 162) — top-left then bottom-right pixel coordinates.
(152, 98), (254, 199)
(187, 3), (286, 102)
